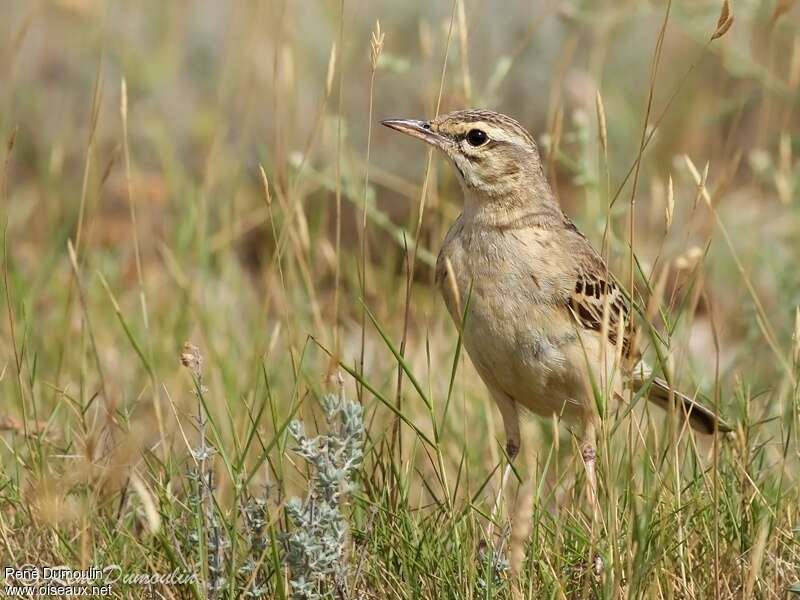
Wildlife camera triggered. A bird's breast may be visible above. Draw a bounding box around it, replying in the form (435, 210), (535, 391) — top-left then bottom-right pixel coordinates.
(435, 223), (595, 420)
(436, 224), (555, 322)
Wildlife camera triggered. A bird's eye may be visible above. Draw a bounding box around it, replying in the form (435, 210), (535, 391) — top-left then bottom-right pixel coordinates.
(465, 129), (488, 147)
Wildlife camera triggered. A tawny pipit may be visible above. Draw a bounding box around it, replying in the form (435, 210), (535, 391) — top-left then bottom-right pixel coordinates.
(382, 109), (729, 516)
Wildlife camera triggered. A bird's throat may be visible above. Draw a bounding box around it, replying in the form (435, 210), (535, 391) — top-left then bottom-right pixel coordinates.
(461, 186), (562, 230)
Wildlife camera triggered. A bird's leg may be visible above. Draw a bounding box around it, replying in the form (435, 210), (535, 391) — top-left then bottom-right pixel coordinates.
(581, 419), (603, 575)
(487, 394), (520, 544)
(581, 442), (598, 522)
(492, 440), (519, 518)
(581, 419), (599, 520)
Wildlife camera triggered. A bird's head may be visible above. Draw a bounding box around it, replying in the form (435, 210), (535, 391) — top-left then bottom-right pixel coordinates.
(382, 109), (548, 202)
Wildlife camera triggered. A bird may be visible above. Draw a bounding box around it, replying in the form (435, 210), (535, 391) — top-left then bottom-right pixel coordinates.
(382, 109), (730, 522)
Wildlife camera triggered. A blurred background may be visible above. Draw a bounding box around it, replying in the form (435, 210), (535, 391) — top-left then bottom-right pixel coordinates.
(2, 0), (797, 384)
(1, 0), (798, 593)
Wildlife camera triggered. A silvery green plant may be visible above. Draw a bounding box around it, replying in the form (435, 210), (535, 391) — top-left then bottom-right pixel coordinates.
(476, 545), (510, 596)
(181, 342), (229, 598)
(189, 460), (229, 597)
(239, 494), (272, 597)
(284, 392), (364, 599)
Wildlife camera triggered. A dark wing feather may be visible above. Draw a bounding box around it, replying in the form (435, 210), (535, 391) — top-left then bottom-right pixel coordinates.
(557, 217), (729, 434)
(566, 248), (636, 360)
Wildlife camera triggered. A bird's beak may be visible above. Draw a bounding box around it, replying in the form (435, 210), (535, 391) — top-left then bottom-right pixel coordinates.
(381, 118), (448, 148)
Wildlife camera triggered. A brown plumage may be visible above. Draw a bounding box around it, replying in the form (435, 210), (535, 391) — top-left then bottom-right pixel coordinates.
(383, 109), (730, 524)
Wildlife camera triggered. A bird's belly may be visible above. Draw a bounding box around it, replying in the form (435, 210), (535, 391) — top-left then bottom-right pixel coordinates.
(453, 280), (590, 421)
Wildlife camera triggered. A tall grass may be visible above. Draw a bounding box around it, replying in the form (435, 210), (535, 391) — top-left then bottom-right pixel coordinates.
(0, 1), (798, 598)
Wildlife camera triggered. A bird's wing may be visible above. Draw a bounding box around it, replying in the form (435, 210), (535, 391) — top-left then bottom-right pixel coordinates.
(564, 221), (636, 359)
(563, 238), (637, 360)
(556, 219), (730, 434)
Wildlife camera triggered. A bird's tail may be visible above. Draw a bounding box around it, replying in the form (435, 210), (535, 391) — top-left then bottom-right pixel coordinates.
(635, 374), (732, 434)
